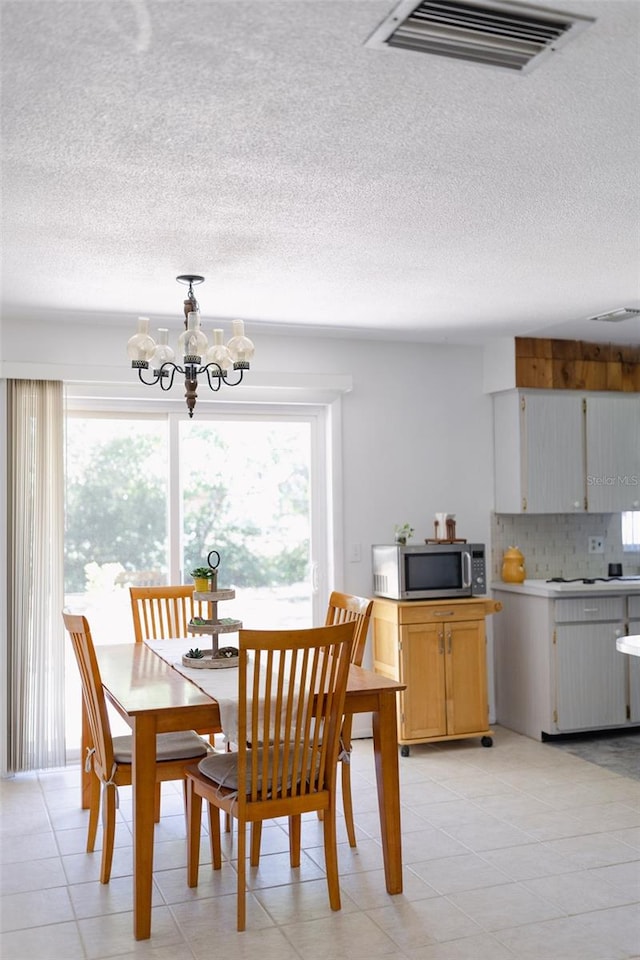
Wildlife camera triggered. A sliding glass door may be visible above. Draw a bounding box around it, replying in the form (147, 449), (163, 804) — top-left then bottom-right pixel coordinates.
(63, 404), (327, 755)
(178, 416), (312, 629)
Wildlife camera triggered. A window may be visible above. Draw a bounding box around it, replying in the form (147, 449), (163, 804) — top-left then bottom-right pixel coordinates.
(622, 511), (640, 551)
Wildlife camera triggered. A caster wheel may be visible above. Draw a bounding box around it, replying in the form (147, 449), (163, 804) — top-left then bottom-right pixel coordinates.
(400, 745), (410, 757)
(481, 736), (493, 747)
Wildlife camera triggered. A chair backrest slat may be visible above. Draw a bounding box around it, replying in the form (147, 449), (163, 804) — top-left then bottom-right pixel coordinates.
(325, 591), (373, 667)
(62, 613), (115, 777)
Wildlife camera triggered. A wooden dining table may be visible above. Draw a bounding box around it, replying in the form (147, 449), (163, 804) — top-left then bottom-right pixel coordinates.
(82, 641), (405, 940)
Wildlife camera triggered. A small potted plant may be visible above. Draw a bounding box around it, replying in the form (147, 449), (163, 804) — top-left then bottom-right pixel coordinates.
(182, 646), (210, 668)
(190, 566), (213, 592)
(394, 523), (414, 545)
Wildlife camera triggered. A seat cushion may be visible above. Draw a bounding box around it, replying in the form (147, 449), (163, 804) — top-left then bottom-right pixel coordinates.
(112, 731), (209, 763)
(198, 746), (319, 797)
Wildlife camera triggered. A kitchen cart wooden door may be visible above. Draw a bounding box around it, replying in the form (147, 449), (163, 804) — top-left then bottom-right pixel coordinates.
(444, 620), (489, 736)
(399, 622), (447, 740)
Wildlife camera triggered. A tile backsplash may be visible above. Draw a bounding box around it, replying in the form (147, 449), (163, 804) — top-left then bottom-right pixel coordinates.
(491, 512), (639, 581)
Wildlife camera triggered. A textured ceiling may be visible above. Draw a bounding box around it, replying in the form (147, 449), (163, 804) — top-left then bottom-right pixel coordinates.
(1, 0), (639, 346)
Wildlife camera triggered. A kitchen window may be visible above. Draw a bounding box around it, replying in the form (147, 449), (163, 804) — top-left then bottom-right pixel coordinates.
(622, 511), (640, 551)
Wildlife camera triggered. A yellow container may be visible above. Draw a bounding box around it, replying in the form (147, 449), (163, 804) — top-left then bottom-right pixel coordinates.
(502, 546), (526, 583)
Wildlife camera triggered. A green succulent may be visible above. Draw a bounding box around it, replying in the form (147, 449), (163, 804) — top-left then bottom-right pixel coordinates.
(190, 567), (213, 578)
(186, 648), (204, 659)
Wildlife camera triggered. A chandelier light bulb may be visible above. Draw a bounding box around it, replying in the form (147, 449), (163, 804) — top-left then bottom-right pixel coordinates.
(126, 316), (157, 365)
(150, 328), (175, 372)
(205, 328), (233, 371)
(227, 319), (255, 368)
(178, 311), (208, 361)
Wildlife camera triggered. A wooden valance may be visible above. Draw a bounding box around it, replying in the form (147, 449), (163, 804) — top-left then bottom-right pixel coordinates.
(515, 337), (640, 392)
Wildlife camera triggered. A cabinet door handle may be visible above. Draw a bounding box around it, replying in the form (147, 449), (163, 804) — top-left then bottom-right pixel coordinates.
(447, 630), (452, 654)
(438, 631), (444, 654)
(434, 611), (455, 617)
(583, 607), (599, 613)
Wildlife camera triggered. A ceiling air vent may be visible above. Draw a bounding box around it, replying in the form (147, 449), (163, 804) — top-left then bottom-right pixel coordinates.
(364, 0), (594, 72)
(588, 308), (640, 323)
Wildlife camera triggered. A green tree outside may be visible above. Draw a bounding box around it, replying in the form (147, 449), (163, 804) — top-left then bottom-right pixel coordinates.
(64, 429), (167, 592)
(64, 417), (310, 593)
(181, 421), (309, 587)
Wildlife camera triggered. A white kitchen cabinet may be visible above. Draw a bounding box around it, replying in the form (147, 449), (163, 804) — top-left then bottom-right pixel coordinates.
(555, 623), (627, 730)
(493, 587), (637, 739)
(585, 395), (640, 512)
(554, 597), (627, 731)
(493, 391), (585, 513)
(628, 595), (640, 722)
(493, 390), (640, 514)
(493, 590), (554, 739)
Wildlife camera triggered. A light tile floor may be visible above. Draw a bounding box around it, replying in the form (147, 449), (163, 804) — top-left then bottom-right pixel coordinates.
(1, 726), (639, 960)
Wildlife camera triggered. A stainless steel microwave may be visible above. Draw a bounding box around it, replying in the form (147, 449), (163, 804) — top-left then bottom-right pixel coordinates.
(372, 543), (487, 600)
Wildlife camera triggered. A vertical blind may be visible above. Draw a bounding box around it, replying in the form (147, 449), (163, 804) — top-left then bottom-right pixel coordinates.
(7, 379), (66, 771)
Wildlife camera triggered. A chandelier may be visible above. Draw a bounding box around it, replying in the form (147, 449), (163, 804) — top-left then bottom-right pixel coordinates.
(126, 274), (255, 417)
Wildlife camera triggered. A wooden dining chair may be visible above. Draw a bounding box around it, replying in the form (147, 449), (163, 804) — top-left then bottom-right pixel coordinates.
(185, 621), (356, 931)
(250, 591), (373, 861)
(324, 591), (374, 847)
(129, 584), (219, 745)
(62, 612), (210, 884)
(129, 584), (207, 643)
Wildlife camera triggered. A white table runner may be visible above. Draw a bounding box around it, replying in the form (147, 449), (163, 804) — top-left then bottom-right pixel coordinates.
(145, 640), (298, 744)
(145, 638), (241, 740)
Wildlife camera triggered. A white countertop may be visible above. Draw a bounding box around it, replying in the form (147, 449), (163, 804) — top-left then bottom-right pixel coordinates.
(492, 578), (640, 598)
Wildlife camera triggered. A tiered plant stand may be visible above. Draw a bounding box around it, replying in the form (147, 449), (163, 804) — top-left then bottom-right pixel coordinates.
(183, 588), (242, 669)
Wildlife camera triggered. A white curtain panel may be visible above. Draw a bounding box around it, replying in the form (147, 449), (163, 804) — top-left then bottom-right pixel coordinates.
(7, 380), (66, 771)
